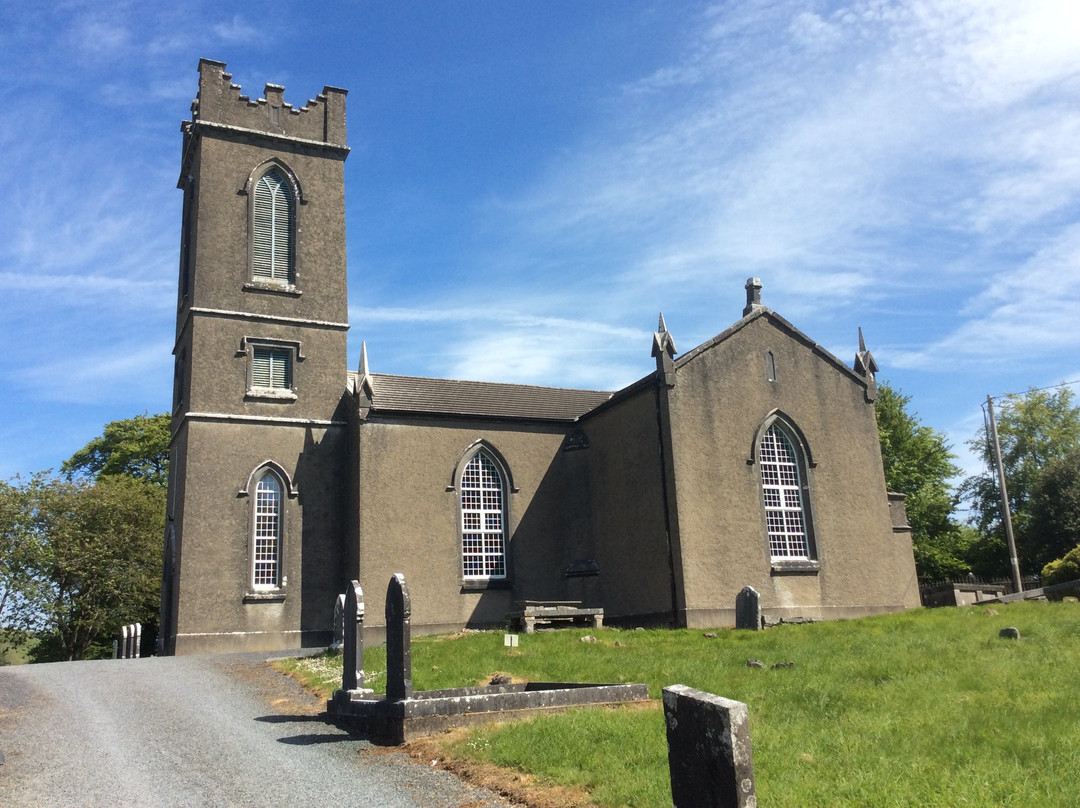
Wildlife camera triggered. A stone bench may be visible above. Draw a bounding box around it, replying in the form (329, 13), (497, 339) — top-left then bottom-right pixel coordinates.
(507, 600), (604, 634)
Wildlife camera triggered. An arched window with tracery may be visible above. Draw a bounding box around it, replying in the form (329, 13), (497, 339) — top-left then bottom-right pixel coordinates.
(253, 471), (283, 587)
(460, 450), (507, 580)
(251, 167), (295, 283)
(758, 422), (813, 560)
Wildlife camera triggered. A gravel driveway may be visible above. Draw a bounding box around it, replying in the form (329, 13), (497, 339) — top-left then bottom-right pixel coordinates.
(0, 652), (511, 807)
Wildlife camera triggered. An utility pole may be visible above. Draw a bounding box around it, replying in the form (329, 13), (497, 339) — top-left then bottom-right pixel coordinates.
(986, 395), (1023, 593)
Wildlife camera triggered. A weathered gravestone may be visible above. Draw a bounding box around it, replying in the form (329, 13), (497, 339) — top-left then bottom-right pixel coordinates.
(663, 684), (756, 808)
(333, 593), (346, 647)
(735, 586), (761, 631)
(385, 573), (413, 701)
(342, 581), (365, 691)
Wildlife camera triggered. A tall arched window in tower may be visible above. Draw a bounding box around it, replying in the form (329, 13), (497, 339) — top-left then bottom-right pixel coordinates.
(460, 450), (507, 580)
(252, 167), (295, 283)
(758, 422), (813, 560)
(253, 471), (283, 587)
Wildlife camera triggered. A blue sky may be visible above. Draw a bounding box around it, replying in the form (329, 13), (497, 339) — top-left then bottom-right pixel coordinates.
(2, 1), (1079, 488)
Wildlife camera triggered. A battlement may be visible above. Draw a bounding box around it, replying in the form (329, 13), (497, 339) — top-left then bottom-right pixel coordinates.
(189, 58), (347, 147)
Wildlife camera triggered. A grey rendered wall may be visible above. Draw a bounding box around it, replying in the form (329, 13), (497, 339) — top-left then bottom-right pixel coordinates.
(667, 314), (920, 627)
(172, 421), (348, 654)
(579, 386), (676, 624)
(353, 417), (579, 635)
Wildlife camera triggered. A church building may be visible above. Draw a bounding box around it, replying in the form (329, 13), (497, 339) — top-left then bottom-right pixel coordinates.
(160, 60), (919, 655)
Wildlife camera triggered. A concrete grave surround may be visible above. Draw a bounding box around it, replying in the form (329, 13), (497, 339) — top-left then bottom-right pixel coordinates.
(161, 60), (920, 656)
(329, 575), (649, 743)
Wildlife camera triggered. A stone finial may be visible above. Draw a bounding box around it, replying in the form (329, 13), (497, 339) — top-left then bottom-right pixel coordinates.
(652, 312), (677, 359)
(853, 327), (879, 402)
(356, 341), (375, 418)
(652, 312), (677, 387)
(743, 278), (763, 317)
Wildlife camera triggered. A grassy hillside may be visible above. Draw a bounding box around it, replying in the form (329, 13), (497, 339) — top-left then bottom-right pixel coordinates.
(277, 601), (1080, 807)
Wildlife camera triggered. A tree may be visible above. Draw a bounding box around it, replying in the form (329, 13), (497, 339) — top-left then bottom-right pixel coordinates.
(0, 478), (45, 657)
(961, 386), (1080, 574)
(62, 413), (170, 488)
(875, 382), (967, 581)
(3, 474), (165, 661)
(1028, 448), (1080, 569)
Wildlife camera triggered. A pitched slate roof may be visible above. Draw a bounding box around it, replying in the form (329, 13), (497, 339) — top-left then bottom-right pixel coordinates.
(359, 373), (613, 422)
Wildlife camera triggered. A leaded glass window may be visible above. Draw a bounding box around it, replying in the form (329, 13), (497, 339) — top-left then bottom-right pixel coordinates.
(460, 451), (506, 579)
(759, 424), (810, 559)
(253, 472), (282, 587)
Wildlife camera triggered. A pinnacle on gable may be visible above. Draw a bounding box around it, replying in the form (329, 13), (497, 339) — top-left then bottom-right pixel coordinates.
(652, 312), (677, 358)
(743, 277), (764, 317)
(853, 327), (879, 402)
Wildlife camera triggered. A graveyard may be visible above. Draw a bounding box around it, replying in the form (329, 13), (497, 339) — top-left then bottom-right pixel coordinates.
(276, 598), (1080, 807)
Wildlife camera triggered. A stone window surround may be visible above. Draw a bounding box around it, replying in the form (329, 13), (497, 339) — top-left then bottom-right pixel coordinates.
(239, 460), (298, 603)
(449, 440), (515, 591)
(244, 159), (304, 290)
(748, 411), (820, 573)
(238, 336), (303, 401)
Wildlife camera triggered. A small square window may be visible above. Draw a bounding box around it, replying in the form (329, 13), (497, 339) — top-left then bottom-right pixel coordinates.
(245, 341), (298, 401)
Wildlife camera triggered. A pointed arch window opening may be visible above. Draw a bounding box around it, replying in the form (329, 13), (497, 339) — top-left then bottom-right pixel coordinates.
(460, 451), (507, 579)
(253, 471), (283, 588)
(759, 424), (811, 560)
(252, 168), (295, 284)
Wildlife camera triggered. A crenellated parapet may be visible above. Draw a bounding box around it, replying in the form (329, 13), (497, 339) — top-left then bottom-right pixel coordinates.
(187, 58), (347, 147)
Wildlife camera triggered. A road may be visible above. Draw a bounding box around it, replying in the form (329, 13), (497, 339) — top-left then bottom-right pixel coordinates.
(0, 652), (511, 807)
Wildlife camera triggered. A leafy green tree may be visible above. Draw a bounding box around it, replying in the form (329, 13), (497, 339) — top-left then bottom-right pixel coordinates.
(875, 382), (967, 581)
(62, 413), (170, 488)
(961, 386), (1080, 574)
(1028, 448), (1080, 570)
(10, 474), (166, 661)
(1, 411), (170, 662)
(0, 478), (46, 657)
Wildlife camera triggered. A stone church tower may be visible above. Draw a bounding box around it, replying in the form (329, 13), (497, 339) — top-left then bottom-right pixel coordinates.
(161, 59), (352, 654)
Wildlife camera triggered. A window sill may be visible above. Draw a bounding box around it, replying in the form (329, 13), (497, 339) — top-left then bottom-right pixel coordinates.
(246, 389), (297, 402)
(770, 560), (821, 575)
(244, 591), (286, 603)
(460, 579), (512, 592)
(244, 281), (301, 297)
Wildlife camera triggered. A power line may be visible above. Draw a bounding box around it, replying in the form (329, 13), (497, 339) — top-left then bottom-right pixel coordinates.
(986, 379), (1080, 403)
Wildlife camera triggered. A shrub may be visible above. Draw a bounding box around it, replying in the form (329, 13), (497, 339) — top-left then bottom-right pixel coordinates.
(1041, 544), (1080, 585)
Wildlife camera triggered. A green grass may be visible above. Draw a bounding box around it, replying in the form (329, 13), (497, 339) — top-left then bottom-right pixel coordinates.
(277, 602), (1080, 807)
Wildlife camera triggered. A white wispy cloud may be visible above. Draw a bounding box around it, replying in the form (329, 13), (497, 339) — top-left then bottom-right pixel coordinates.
(213, 15), (259, 44)
(14, 341), (172, 406)
(476, 0), (1080, 376)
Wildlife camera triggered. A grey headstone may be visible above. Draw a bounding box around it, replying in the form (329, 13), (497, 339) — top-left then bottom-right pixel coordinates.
(333, 593), (346, 646)
(385, 573), (413, 701)
(342, 581), (364, 691)
(735, 586), (761, 631)
(664, 684), (756, 808)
